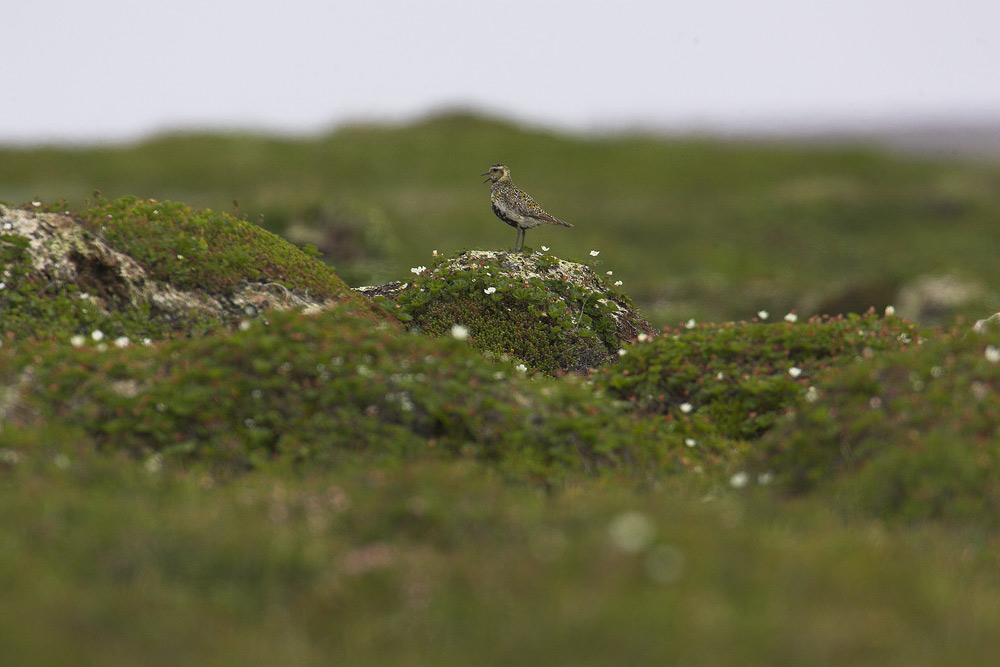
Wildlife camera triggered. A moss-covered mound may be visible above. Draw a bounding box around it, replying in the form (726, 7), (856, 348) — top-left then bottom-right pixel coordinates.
(596, 311), (921, 441)
(0, 306), (711, 479)
(76, 196), (357, 299)
(366, 250), (654, 374)
(0, 198), (375, 343)
(753, 328), (1000, 523)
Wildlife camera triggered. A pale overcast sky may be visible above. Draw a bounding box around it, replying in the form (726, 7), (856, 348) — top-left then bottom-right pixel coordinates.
(4, 0), (999, 143)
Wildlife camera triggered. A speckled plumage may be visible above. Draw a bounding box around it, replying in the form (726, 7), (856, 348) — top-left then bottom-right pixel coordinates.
(482, 163), (573, 252)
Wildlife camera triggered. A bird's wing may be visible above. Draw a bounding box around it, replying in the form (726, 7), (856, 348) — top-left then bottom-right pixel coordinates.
(510, 187), (553, 219)
(510, 187), (573, 226)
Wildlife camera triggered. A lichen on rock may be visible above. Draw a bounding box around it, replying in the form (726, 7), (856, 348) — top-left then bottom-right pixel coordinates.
(358, 249), (654, 373)
(0, 200), (369, 343)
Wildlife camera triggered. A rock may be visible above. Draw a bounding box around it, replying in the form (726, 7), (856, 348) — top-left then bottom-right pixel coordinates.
(355, 281), (406, 300)
(973, 313), (1000, 333)
(0, 204), (344, 340)
(894, 274), (984, 323)
(356, 249), (654, 372)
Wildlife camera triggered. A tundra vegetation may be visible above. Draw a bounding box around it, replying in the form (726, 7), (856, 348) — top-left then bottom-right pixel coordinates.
(3, 116), (1000, 664)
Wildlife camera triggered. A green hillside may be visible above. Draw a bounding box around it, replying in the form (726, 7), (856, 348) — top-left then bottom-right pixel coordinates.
(4, 112), (998, 324)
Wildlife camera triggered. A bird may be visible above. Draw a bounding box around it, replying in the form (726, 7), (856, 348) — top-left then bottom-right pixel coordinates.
(482, 163), (573, 252)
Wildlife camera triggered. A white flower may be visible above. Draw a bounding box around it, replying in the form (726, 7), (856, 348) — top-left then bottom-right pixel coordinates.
(515, 363), (527, 372)
(91, 330), (105, 342)
(606, 271), (613, 276)
(986, 345), (1000, 363)
(679, 402), (693, 414)
(70, 335), (86, 348)
(788, 366), (802, 378)
(784, 312), (798, 323)
(618, 348), (627, 357)
(410, 265), (426, 275)
(483, 286), (496, 295)
(757, 310), (769, 320)
(716, 371), (725, 380)
(974, 314), (1000, 333)
(114, 336), (131, 348)
(614, 280), (623, 287)
(685, 318), (696, 329)
(141, 338), (153, 346)
(590, 250), (600, 257)
(685, 438), (697, 447)
(450, 324), (469, 340)
(729, 471), (750, 489)
(0, 282), (5, 290)
(31, 201), (41, 207)
(144, 453), (163, 474)
(885, 305), (896, 316)
(608, 511), (655, 553)
(541, 245), (549, 252)
(757, 471), (775, 485)
(432, 249), (438, 257)
(176, 254), (184, 260)
(637, 333), (650, 342)
(805, 386), (819, 403)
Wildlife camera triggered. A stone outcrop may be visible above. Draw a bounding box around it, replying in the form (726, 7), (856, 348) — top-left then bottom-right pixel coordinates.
(356, 249), (655, 372)
(0, 204), (335, 328)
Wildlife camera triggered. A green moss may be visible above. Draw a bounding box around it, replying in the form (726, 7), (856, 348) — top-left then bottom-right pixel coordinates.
(388, 251), (640, 374)
(0, 306), (711, 480)
(77, 195), (354, 300)
(754, 329), (1000, 524)
(1, 197), (381, 344)
(0, 229), (188, 343)
(597, 310), (921, 440)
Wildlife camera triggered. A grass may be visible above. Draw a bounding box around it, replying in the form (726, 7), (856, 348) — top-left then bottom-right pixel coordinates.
(4, 117), (1000, 663)
(5, 453), (1000, 666)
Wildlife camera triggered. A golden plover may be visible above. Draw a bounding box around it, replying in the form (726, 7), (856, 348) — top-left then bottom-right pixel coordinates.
(482, 163), (573, 252)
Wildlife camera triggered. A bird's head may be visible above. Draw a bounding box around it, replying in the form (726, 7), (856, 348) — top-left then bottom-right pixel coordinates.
(481, 163), (511, 184)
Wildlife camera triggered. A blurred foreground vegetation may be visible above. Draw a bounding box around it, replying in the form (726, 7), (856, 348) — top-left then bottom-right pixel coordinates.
(3, 119), (1000, 664)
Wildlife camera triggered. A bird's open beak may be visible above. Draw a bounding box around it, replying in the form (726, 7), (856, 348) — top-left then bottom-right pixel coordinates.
(481, 171), (491, 183)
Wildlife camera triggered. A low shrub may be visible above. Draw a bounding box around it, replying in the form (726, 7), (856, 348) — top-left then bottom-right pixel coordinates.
(596, 310), (920, 440)
(754, 329), (1000, 523)
(0, 307), (711, 480)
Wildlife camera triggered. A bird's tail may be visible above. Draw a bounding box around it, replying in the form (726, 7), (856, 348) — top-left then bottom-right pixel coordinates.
(549, 217), (573, 228)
